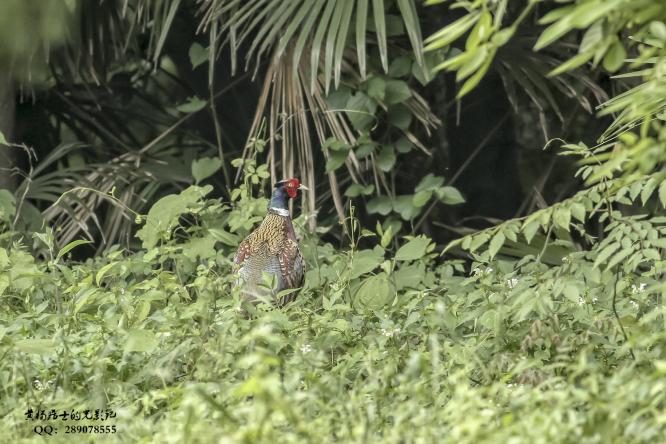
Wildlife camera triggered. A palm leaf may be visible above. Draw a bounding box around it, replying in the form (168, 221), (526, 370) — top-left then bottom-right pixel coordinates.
(197, 0), (426, 92)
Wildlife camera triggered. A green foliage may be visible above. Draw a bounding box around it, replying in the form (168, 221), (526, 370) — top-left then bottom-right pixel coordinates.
(4, 2), (666, 442)
(0, 189), (15, 225)
(2, 179), (666, 442)
(136, 185), (214, 249)
(200, 0), (425, 90)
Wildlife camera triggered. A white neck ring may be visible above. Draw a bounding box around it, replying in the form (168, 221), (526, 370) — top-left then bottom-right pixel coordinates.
(270, 207), (290, 217)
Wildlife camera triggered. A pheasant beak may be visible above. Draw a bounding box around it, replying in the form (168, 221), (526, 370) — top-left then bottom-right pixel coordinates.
(298, 184), (309, 191)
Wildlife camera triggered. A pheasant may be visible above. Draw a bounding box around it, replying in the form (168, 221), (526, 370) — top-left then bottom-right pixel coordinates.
(233, 178), (307, 306)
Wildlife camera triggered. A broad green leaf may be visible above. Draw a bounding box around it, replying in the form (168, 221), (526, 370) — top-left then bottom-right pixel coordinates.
(488, 231), (505, 259)
(388, 57), (412, 78)
(182, 236), (217, 260)
(415, 174), (444, 193)
(394, 137), (413, 153)
(393, 262), (425, 290)
(412, 190), (432, 208)
(345, 183), (375, 197)
(366, 76), (386, 101)
(354, 272), (394, 309)
(349, 247), (385, 279)
(188, 42), (208, 69)
(125, 329), (158, 353)
(469, 233), (491, 252)
(136, 185), (213, 248)
(395, 236), (431, 261)
(367, 196), (393, 215)
(562, 284), (579, 303)
(384, 80), (411, 104)
(387, 105), (412, 129)
(437, 186), (465, 205)
(346, 91), (377, 130)
(377, 146), (397, 171)
(570, 202), (586, 222)
(325, 150), (348, 172)
(554, 208), (571, 231)
(603, 39), (626, 72)
(392, 195), (420, 220)
(192, 156), (223, 184)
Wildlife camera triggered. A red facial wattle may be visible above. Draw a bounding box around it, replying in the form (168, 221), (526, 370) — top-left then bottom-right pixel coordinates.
(285, 178), (300, 198)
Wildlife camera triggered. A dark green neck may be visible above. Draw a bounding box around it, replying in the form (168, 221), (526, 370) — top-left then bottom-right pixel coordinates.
(269, 187), (289, 210)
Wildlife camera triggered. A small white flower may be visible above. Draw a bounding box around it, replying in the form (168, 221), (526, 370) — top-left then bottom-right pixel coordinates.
(381, 327), (401, 338)
(631, 283), (647, 294)
(578, 296), (585, 306)
(300, 344), (312, 354)
(120, 288), (126, 295)
(562, 256), (570, 264)
(506, 278), (518, 289)
(592, 296), (598, 304)
(472, 266), (494, 276)
(33, 380), (43, 390)
(630, 300), (639, 309)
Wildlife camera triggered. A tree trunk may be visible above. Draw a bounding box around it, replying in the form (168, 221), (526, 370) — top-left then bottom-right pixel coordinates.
(0, 70), (16, 191)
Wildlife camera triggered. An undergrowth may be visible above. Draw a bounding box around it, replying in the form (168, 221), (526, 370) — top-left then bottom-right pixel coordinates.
(1, 156), (666, 443)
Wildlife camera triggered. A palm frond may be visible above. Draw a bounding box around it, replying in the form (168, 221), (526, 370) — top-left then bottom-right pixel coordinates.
(197, 0), (425, 92)
(237, 43), (439, 227)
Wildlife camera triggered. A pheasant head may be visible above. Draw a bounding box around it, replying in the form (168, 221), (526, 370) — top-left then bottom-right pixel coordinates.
(269, 178), (308, 213)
